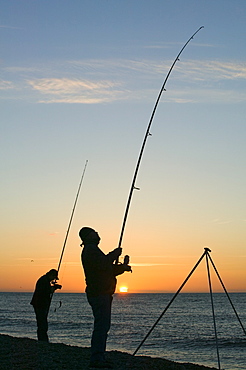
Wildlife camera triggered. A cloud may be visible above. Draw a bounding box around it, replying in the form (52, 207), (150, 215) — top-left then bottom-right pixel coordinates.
(78, 58), (246, 82)
(5, 66), (41, 73)
(160, 86), (246, 104)
(143, 41), (216, 50)
(131, 263), (175, 267)
(0, 80), (14, 90)
(211, 218), (233, 225)
(2, 58), (246, 104)
(28, 77), (126, 104)
(0, 25), (23, 29)
(16, 257), (57, 261)
(176, 60), (246, 81)
(48, 231), (59, 236)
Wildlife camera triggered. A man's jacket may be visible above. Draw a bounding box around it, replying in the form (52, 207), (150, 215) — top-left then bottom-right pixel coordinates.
(82, 243), (125, 297)
(30, 274), (52, 309)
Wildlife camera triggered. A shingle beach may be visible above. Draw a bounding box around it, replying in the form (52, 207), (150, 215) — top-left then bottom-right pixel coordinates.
(0, 334), (217, 369)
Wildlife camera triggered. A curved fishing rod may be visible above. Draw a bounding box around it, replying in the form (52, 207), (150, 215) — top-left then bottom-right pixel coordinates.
(117, 26), (204, 256)
(57, 159), (88, 273)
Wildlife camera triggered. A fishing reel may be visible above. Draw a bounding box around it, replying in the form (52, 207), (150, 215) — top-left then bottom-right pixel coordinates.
(124, 255), (130, 265)
(124, 255), (132, 273)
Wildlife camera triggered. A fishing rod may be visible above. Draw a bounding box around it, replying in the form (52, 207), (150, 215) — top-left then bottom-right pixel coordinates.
(49, 160), (88, 311)
(116, 26), (204, 260)
(49, 160), (88, 312)
(57, 159), (88, 273)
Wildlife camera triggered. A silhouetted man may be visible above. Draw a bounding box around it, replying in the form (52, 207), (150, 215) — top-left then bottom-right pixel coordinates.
(79, 227), (131, 369)
(30, 269), (62, 342)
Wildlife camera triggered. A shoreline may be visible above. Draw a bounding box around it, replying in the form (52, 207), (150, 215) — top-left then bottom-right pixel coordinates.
(0, 334), (217, 369)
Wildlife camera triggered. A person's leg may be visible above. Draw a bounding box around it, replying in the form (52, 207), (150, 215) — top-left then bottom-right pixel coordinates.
(87, 294), (112, 363)
(34, 307), (49, 342)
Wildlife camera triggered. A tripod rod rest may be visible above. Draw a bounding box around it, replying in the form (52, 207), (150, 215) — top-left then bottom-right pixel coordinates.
(204, 247), (211, 253)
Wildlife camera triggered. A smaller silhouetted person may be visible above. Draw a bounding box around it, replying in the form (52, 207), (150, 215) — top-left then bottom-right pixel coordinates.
(30, 269), (62, 342)
(79, 227), (132, 369)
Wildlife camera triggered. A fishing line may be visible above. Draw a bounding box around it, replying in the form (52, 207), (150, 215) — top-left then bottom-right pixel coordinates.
(53, 262), (67, 312)
(116, 27), (204, 259)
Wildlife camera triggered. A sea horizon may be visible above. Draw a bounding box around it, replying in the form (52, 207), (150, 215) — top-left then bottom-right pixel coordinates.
(1, 290), (246, 294)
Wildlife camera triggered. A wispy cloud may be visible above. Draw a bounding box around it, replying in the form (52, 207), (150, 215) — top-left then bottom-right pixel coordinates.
(48, 231), (59, 236)
(28, 77), (126, 104)
(5, 66), (41, 73)
(0, 25), (23, 30)
(211, 218), (233, 225)
(0, 80), (15, 90)
(2, 58), (246, 104)
(16, 258), (57, 261)
(131, 263), (175, 267)
(176, 60), (246, 81)
(143, 41), (216, 50)
(68, 58), (246, 82)
(159, 87), (246, 104)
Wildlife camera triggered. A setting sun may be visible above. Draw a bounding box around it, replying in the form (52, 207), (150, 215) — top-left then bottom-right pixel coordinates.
(119, 286), (128, 293)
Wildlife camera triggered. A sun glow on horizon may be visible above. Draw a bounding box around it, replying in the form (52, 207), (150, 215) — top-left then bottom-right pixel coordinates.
(119, 286), (128, 293)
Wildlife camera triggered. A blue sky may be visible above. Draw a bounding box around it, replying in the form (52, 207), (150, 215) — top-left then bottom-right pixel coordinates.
(1, 1), (246, 292)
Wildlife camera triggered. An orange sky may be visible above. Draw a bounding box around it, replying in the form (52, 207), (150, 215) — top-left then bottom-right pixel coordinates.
(1, 226), (245, 293)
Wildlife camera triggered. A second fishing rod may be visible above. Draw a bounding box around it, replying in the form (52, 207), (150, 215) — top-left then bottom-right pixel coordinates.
(48, 159), (88, 310)
(116, 26), (204, 263)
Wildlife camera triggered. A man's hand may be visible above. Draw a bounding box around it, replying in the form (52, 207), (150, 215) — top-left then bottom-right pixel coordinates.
(124, 264), (132, 272)
(53, 284), (62, 290)
(112, 247), (122, 260)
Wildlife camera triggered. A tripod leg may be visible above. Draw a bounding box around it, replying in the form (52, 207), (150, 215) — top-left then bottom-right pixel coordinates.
(205, 251), (221, 370)
(207, 253), (246, 336)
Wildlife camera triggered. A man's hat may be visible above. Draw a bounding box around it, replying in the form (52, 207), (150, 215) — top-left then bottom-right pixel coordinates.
(79, 227), (94, 242)
(47, 269), (59, 279)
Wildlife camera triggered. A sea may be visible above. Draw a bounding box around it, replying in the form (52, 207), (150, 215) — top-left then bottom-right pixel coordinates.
(0, 292), (245, 370)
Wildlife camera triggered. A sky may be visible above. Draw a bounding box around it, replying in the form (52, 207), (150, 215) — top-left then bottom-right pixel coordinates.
(1, 0), (246, 294)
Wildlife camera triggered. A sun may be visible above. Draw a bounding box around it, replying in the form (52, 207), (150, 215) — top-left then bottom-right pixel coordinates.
(119, 286), (128, 293)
